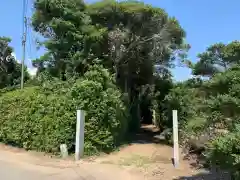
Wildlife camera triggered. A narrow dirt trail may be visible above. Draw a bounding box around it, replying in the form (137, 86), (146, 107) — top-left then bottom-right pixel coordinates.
(82, 124), (230, 179)
(91, 143), (221, 180)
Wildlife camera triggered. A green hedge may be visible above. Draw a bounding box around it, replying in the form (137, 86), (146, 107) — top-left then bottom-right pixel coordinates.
(0, 66), (128, 154)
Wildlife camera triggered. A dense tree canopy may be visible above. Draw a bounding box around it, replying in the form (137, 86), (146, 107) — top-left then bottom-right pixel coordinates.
(32, 0), (188, 81)
(192, 41), (240, 77)
(0, 37), (28, 88)
(32, 0), (106, 79)
(31, 0), (188, 127)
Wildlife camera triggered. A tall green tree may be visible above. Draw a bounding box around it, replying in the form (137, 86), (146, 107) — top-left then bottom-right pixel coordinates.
(32, 0), (105, 79)
(87, 0), (188, 126)
(0, 37), (27, 88)
(192, 41), (240, 77)
(31, 0), (188, 129)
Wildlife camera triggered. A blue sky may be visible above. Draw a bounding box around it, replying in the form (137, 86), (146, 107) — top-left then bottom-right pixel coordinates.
(1, 0), (240, 80)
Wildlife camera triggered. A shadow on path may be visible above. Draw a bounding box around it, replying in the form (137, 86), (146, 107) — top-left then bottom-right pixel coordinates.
(174, 169), (231, 180)
(126, 124), (169, 145)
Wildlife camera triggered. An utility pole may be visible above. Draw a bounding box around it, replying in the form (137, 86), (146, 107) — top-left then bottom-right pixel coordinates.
(21, 0), (27, 89)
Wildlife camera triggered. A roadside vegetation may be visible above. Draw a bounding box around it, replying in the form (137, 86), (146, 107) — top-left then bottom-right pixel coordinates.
(0, 0), (239, 178)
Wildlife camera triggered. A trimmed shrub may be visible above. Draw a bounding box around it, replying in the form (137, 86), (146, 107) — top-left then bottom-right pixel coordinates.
(0, 65), (128, 154)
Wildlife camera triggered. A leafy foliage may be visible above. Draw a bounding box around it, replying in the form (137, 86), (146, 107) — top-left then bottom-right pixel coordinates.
(2, 1), (240, 177)
(87, 0), (188, 129)
(207, 128), (240, 179)
(0, 37), (29, 88)
(153, 40), (240, 177)
(32, 0), (105, 78)
(192, 41), (240, 77)
(0, 66), (127, 154)
(177, 64), (240, 178)
(160, 80), (202, 129)
(31, 0), (188, 130)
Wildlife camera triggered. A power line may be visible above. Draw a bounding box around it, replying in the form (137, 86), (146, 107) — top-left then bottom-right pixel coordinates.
(21, 0), (28, 89)
(26, 0), (35, 60)
(27, 20), (33, 60)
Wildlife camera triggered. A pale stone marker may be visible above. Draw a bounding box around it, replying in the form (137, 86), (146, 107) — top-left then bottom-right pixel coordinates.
(173, 110), (179, 168)
(75, 110), (85, 161)
(60, 144), (68, 159)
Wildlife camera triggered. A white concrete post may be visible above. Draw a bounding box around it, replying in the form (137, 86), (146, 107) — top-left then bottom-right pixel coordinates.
(60, 144), (68, 159)
(173, 110), (179, 168)
(152, 110), (156, 126)
(75, 110), (85, 161)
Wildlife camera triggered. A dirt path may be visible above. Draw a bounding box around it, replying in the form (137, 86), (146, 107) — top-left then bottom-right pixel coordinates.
(0, 143), (144, 180)
(0, 125), (230, 180)
(90, 143), (212, 180)
(0, 142), (228, 180)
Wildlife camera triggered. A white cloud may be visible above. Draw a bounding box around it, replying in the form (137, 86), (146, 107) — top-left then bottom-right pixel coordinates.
(11, 52), (37, 77)
(11, 52), (16, 59)
(11, 52), (18, 61)
(11, 52), (22, 64)
(27, 67), (37, 77)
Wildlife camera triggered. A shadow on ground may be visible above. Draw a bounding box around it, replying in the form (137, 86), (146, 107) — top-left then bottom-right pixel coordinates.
(174, 169), (231, 180)
(125, 124), (169, 145)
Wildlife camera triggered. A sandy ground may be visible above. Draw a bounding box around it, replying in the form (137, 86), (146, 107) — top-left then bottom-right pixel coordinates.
(0, 125), (231, 180)
(0, 143), (143, 180)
